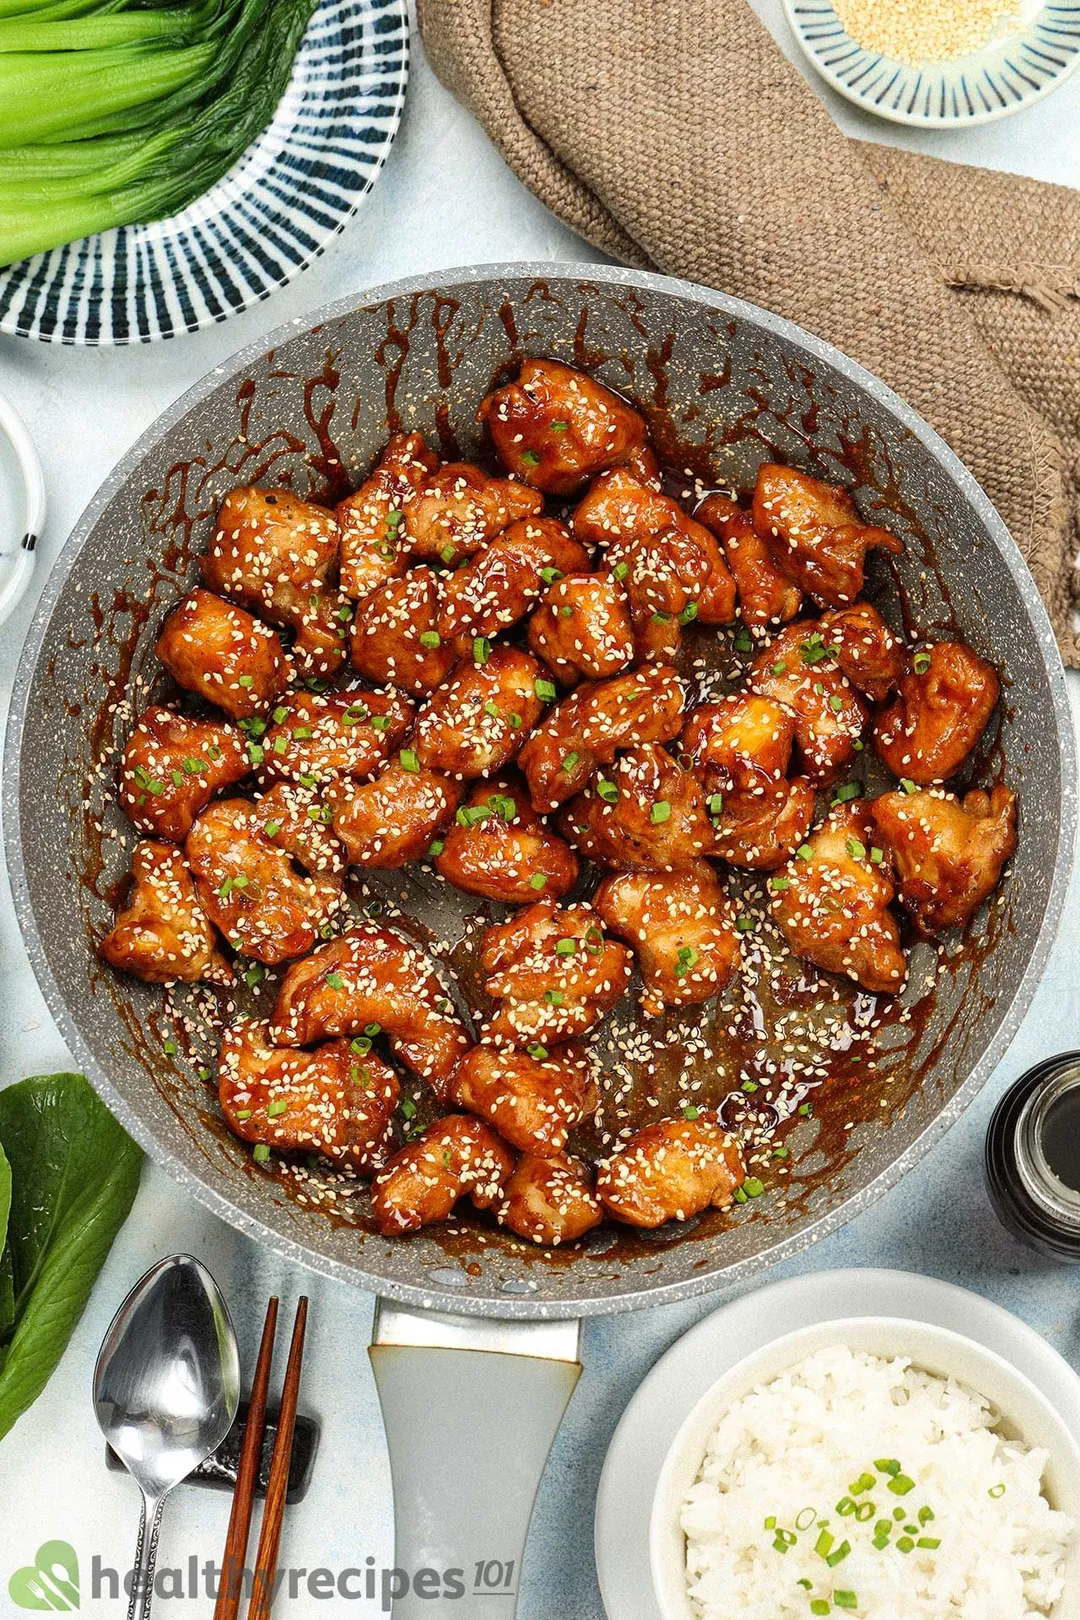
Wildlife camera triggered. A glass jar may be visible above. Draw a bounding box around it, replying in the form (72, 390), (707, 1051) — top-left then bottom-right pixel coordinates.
(985, 1052), (1080, 1261)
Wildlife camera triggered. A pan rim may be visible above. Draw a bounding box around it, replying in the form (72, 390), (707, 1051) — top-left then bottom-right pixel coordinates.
(5, 259), (1076, 1319)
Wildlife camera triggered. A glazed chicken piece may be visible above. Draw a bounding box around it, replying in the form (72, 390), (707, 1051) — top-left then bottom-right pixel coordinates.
(119, 705), (249, 841)
(594, 864), (742, 1016)
(438, 517), (589, 642)
(204, 487), (348, 679)
(336, 431), (439, 601)
(573, 468), (736, 654)
(874, 641), (1000, 785)
(185, 784), (345, 964)
(404, 464), (543, 562)
(348, 568), (460, 696)
(712, 781), (817, 870)
(156, 588), (289, 721)
(818, 602), (905, 703)
(437, 518), (592, 644)
(412, 645), (545, 779)
(596, 1115), (746, 1228)
(770, 803), (907, 994)
(371, 1115), (516, 1237)
(870, 784), (1017, 932)
(752, 464), (904, 608)
(495, 1153), (604, 1246)
(257, 688), (413, 787)
(479, 358), (649, 496)
(268, 924), (472, 1092)
(99, 840), (231, 984)
(219, 1019), (399, 1174)
(434, 773), (579, 903)
(526, 571), (635, 684)
(683, 693), (795, 791)
(480, 900), (633, 1046)
(681, 693), (816, 869)
(448, 1042), (597, 1156)
(518, 663), (684, 813)
(696, 496), (802, 629)
(749, 622), (867, 783)
(559, 744), (717, 871)
(329, 758), (461, 868)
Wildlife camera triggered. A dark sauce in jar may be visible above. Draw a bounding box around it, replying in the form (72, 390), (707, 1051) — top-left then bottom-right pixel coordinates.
(1040, 1088), (1080, 1194)
(985, 1053), (1080, 1260)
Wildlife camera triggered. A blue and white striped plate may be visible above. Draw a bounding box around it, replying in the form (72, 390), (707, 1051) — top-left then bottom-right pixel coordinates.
(0, 0), (408, 344)
(784, 0), (1080, 126)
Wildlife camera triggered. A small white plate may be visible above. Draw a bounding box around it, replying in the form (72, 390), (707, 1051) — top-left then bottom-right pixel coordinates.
(0, 392), (44, 627)
(783, 0), (1080, 127)
(594, 1268), (1080, 1620)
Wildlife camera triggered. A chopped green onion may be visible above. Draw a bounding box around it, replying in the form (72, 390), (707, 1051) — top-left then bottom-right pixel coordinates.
(544, 989), (564, 1005)
(473, 636), (491, 665)
(744, 1177), (765, 1197)
(733, 627), (753, 652)
(597, 779), (619, 803)
(888, 1475), (916, 1497)
(540, 566), (563, 585)
(266, 1099), (288, 1119)
(814, 1529), (834, 1559)
(535, 678), (557, 702)
(900, 778), (918, 795)
(825, 1541), (851, 1568)
(420, 630), (442, 649)
(324, 971), (345, 990)
(529, 874), (547, 890)
(612, 561), (629, 581)
(679, 601), (698, 625)
(681, 1104), (700, 1120)
(526, 1043), (548, 1060)
(797, 843), (814, 860)
(650, 800), (671, 823)
(913, 650), (932, 674)
(833, 1593), (858, 1611)
(833, 782), (862, 804)
(875, 1459), (901, 1476)
(735, 915), (756, 932)
(237, 674), (255, 689)
(252, 1144), (271, 1165)
(563, 750), (581, 774)
(989, 1483), (1006, 1499)
(520, 449), (540, 467)
(554, 937), (577, 956)
(400, 749), (420, 773)
(846, 837), (867, 859)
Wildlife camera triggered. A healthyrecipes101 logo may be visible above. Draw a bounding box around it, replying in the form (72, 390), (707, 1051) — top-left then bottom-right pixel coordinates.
(8, 1542), (80, 1610)
(7, 1542), (518, 1612)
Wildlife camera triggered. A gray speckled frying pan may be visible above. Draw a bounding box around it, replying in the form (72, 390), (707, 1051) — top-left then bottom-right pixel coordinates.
(5, 264), (1076, 1325)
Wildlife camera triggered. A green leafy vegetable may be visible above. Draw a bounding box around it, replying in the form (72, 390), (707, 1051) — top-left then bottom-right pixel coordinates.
(0, 0), (319, 266)
(0, 1073), (142, 1441)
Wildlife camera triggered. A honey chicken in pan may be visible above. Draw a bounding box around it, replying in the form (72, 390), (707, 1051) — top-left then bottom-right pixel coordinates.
(101, 359), (1015, 1247)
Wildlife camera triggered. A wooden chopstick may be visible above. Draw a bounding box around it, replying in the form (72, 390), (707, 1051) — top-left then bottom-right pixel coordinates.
(246, 1297), (309, 1620)
(214, 1297), (279, 1620)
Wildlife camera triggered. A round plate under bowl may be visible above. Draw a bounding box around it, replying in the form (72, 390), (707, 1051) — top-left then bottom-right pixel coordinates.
(783, 0), (1080, 127)
(595, 1268), (1080, 1619)
(0, 0), (408, 344)
(0, 391), (45, 626)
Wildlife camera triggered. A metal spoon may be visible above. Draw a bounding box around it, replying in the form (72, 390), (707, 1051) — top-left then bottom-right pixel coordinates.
(94, 1255), (240, 1620)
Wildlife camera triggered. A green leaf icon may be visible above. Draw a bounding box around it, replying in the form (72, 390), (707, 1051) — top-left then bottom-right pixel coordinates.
(9, 1541), (79, 1610)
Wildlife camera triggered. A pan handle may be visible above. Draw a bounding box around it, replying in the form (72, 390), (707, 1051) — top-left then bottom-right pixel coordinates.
(369, 1304), (582, 1619)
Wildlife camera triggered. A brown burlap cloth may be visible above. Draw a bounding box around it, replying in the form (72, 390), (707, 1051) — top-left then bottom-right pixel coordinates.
(418, 0), (1080, 665)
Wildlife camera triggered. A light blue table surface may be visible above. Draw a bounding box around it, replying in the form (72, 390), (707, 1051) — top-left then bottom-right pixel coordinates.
(0, 4), (1078, 1614)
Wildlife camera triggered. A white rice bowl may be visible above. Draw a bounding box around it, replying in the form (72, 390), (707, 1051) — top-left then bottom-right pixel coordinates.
(680, 1344), (1073, 1620)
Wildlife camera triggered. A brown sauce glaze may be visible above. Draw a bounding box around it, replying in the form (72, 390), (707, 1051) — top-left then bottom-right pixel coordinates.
(72, 291), (1016, 1269)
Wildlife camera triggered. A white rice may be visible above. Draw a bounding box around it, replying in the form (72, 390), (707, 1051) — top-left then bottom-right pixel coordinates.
(681, 1345), (1073, 1620)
